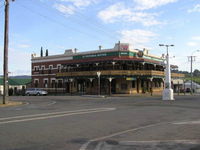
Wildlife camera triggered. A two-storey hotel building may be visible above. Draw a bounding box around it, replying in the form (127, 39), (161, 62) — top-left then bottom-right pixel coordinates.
(31, 43), (184, 95)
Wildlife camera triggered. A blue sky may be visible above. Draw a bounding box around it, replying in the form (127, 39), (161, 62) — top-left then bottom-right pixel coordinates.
(1, 0), (200, 75)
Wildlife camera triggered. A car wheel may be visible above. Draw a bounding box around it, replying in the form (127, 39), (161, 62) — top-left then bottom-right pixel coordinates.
(26, 93), (30, 96)
(36, 93), (41, 96)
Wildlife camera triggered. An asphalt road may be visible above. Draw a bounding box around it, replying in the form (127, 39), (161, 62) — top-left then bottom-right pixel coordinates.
(0, 95), (200, 150)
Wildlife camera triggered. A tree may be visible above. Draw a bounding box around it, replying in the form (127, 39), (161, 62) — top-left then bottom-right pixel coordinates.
(193, 69), (200, 77)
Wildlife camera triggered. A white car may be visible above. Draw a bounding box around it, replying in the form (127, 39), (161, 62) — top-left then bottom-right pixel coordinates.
(25, 88), (48, 96)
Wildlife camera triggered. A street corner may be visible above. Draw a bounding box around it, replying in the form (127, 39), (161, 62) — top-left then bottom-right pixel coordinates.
(84, 140), (200, 150)
(0, 101), (24, 107)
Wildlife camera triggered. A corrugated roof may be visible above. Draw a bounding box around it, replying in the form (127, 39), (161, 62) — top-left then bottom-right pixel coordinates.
(0, 78), (31, 85)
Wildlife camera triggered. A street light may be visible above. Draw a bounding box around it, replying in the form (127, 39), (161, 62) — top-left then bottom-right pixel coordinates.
(108, 77), (113, 96)
(69, 78), (73, 95)
(190, 50), (200, 95)
(159, 44), (174, 100)
(97, 71), (101, 96)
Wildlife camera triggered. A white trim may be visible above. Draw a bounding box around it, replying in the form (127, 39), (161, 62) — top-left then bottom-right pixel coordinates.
(49, 65), (53, 69)
(57, 79), (63, 82)
(41, 65), (45, 70)
(34, 79), (39, 83)
(32, 74), (56, 77)
(51, 78), (56, 82)
(43, 78), (48, 81)
(32, 57), (73, 63)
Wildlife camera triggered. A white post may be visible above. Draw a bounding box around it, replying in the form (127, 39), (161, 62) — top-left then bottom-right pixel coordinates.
(97, 72), (101, 96)
(162, 45), (174, 100)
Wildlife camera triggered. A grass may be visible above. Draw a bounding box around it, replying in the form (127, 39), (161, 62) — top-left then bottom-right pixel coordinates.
(185, 77), (200, 84)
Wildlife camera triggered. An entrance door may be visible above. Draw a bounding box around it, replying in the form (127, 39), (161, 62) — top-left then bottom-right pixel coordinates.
(65, 82), (70, 93)
(77, 79), (86, 94)
(111, 79), (116, 94)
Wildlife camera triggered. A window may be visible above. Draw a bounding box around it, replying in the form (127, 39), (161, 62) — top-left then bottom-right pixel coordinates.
(41, 66), (45, 74)
(58, 66), (61, 72)
(141, 80), (144, 88)
(51, 80), (55, 88)
(44, 80), (48, 88)
(132, 81), (135, 88)
(58, 80), (63, 88)
(34, 79), (39, 88)
(121, 84), (127, 90)
(49, 65), (53, 74)
(34, 66), (37, 71)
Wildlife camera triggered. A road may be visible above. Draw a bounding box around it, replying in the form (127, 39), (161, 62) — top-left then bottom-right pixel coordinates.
(0, 95), (200, 150)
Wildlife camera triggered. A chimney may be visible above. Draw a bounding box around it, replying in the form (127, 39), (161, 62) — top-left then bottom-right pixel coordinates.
(40, 47), (43, 57)
(99, 45), (102, 50)
(46, 49), (48, 56)
(74, 48), (77, 53)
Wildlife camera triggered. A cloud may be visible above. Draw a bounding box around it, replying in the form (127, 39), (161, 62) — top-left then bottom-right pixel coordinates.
(98, 3), (161, 26)
(191, 36), (200, 41)
(54, 0), (99, 16)
(186, 36), (200, 47)
(98, 3), (132, 23)
(188, 4), (200, 13)
(133, 0), (178, 10)
(59, 0), (99, 8)
(119, 29), (157, 49)
(54, 3), (76, 15)
(17, 44), (31, 48)
(0, 48), (31, 75)
(187, 42), (198, 47)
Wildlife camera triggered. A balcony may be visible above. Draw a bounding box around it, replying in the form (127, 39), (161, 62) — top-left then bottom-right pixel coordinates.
(56, 70), (185, 78)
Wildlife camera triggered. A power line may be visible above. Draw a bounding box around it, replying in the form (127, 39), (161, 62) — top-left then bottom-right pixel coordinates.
(16, 2), (112, 45)
(28, 0), (119, 42)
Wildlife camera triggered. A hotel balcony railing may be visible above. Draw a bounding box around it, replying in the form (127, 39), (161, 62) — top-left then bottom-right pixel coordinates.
(56, 70), (185, 78)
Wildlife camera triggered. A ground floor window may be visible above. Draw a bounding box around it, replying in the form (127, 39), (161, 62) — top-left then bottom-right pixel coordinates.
(121, 83), (127, 90)
(132, 81), (135, 88)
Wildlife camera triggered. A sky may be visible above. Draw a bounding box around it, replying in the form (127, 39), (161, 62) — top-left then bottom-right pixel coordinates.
(0, 0), (200, 75)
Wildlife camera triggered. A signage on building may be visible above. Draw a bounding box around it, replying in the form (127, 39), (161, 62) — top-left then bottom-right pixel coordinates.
(73, 51), (137, 60)
(126, 77), (136, 81)
(137, 51), (144, 57)
(120, 44), (129, 51)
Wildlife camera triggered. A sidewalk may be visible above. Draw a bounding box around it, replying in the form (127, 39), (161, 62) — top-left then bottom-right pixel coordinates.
(0, 96), (23, 107)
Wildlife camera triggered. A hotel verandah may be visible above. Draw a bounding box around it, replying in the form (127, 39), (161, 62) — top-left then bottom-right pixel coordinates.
(31, 43), (184, 95)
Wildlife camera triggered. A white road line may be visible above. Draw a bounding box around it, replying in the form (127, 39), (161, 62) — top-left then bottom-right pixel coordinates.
(80, 119), (200, 150)
(0, 107), (115, 121)
(119, 140), (200, 144)
(0, 108), (116, 125)
(91, 122), (167, 142)
(173, 120), (200, 125)
(46, 101), (56, 106)
(79, 122), (170, 150)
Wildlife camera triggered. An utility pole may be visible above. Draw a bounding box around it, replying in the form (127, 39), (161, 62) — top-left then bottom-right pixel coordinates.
(188, 56), (196, 95)
(2, 0), (14, 104)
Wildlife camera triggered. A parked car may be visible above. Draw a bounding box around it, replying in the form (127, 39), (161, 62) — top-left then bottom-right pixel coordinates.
(25, 88), (48, 96)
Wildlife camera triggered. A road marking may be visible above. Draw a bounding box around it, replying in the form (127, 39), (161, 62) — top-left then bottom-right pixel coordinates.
(0, 107), (115, 121)
(0, 108), (116, 125)
(80, 119), (200, 150)
(0, 108), (115, 125)
(46, 101), (56, 106)
(173, 120), (200, 125)
(119, 140), (200, 145)
(79, 122), (170, 150)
